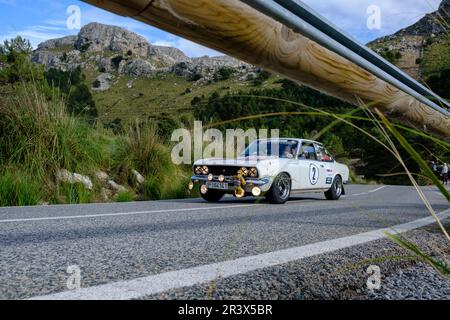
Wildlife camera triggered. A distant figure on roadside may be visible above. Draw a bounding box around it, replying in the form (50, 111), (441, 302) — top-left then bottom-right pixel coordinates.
(442, 163), (449, 185)
(431, 161), (437, 175)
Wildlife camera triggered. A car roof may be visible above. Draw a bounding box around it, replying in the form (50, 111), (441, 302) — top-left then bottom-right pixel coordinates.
(256, 138), (323, 146)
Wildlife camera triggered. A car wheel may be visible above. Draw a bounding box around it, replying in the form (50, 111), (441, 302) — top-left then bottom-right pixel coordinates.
(325, 176), (343, 200)
(266, 173), (291, 204)
(201, 189), (225, 202)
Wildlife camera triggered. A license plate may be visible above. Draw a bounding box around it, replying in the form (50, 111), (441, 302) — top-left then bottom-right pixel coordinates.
(207, 182), (229, 190)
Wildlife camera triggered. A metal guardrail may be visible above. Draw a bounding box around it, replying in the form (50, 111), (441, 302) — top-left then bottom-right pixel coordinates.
(241, 0), (450, 117)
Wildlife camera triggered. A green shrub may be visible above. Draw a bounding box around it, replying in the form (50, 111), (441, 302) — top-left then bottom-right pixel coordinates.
(0, 37), (43, 84)
(67, 83), (98, 120)
(213, 67), (235, 82)
(0, 83), (105, 178)
(112, 120), (189, 200)
(0, 170), (40, 206)
(116, 191), (135, 202)
(252, 70), (271, 86)
(142, 178), (162, 200)
(57, 182), (92, 204)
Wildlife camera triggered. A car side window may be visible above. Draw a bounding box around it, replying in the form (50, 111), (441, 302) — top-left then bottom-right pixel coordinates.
(315, 145), (334, 162)
(323, 148), (334, 162)
(299, 143), (317, 161)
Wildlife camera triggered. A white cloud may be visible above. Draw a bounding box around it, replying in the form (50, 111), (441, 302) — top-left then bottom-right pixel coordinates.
(0, 25), (69, 48)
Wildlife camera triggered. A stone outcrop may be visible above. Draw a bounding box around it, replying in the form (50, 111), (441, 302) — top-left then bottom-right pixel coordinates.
(75, 22), (151, 57)
(32, 22), (257, 82)
(368, 0), (449, 79)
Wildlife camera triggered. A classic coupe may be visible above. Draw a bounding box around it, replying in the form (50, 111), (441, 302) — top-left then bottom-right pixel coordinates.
(189, 139), (350, 204)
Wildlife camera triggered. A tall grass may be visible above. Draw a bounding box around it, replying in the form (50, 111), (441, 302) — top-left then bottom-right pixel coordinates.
(0, 82), (106, 179)
(112, 120), (191, 200)
(0, 169), (40, 206)
(0, 82), (191, 205)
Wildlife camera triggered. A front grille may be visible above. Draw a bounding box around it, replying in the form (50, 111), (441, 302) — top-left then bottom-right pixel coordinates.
(208, 166), (241, 176)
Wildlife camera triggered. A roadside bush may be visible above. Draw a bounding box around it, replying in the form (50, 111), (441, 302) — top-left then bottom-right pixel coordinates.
(116, 191), (136, 202)
(112, 120), (189, 200)
(67, 83), (98, 120)
(57, 182), (92, 204)
(0, 83), (105, 179)
(0, 170), (40, 206)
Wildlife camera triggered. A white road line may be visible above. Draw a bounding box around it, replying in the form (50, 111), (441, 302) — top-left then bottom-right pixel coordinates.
(29, 209), (450, 300)
(368, 186), (388, 193)
(0, 204), (263, 223)
(352, 186), (387, 196)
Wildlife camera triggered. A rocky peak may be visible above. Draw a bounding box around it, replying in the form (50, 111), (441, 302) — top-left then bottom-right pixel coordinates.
(75, 22), (151, 57)
(150, 45), (190, 64)
(37, 35), (78, 50)
(368, 0), (449, 80)
(393, 0), (449, 37)
(32, 22), (257, 83)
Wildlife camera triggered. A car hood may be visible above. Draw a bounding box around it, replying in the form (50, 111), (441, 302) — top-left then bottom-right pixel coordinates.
(194, 156), (291, 177)
(195, 156), (278, 166)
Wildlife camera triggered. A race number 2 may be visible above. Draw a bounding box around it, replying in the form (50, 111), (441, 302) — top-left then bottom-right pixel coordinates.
(309, 163), (319, 185)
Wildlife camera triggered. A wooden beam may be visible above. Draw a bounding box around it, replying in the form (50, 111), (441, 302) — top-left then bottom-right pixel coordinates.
(83, 0), (450, 137)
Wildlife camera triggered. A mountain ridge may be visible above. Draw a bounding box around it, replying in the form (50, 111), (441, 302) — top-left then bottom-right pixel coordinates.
(368, 0), (449, 79)
(32, 22), (256, 86)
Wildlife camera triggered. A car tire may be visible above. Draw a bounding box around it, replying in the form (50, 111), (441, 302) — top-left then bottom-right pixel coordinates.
(325, 176), (343, 200)
(266, 173), (291, 204)
(201, 189), (225, 202)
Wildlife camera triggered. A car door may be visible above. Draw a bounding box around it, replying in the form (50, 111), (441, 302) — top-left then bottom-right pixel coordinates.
(292, 142), (322, 190)
(314, 144), (335, 189)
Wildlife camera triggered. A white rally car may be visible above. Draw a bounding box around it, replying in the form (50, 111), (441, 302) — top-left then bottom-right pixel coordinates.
(189, 139), (350, 204)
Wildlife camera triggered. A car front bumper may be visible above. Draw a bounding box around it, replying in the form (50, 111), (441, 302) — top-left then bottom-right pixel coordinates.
(190, 175), (273, 194)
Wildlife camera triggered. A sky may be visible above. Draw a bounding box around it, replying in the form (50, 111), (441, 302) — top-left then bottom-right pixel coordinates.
(0, 0), (442, 57)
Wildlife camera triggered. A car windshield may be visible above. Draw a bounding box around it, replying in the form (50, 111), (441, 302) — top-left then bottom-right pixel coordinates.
(241, 140), (299, 159)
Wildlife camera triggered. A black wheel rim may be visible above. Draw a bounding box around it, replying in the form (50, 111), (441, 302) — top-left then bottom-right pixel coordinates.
(277, 175), (291, 199)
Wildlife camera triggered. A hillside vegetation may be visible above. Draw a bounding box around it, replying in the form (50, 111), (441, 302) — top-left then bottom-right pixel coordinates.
(0, 37), (192, 206)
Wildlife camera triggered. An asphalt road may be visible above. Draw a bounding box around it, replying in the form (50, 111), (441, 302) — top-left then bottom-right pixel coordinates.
(0, 184), (448, 300)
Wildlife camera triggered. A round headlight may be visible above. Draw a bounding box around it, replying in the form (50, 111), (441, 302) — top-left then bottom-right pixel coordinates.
(249, 168), (258, 177)
(208, 174), (214, 181)
(240, 167), (249, 177)
(195, 166), (202, 175)
(218, 175), (225, 182)
(202, 166), (209, 175)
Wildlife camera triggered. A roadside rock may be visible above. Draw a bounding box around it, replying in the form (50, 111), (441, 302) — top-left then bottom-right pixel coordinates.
(108, 180), (128, 193)
(100, 187), (114, 201)
(57, 169), (93, 190)
(95, 171), (109, 182)
(133, 170), (145, 185)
